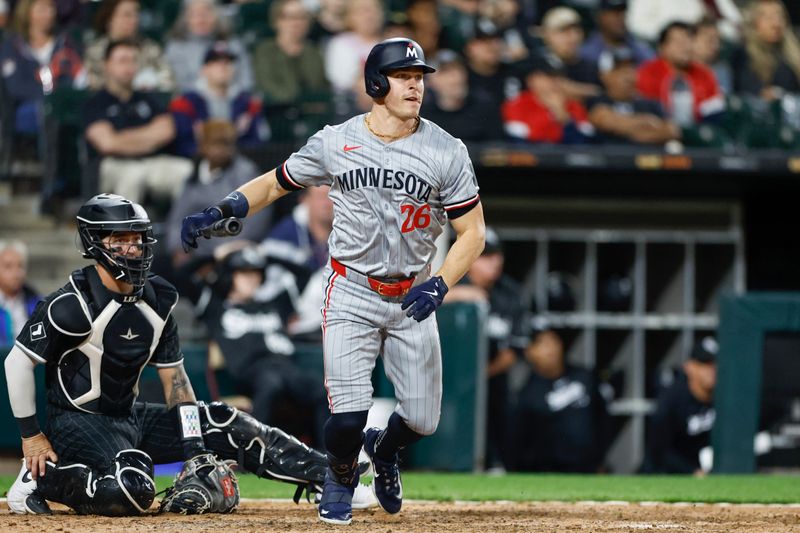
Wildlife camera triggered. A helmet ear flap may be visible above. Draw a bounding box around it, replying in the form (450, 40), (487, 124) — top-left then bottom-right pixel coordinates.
(366, 71), (390, 98)
(372, 73), (390, 98)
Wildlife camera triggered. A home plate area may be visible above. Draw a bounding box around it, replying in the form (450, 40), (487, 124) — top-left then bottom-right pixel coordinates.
(2, 500), (800, 532)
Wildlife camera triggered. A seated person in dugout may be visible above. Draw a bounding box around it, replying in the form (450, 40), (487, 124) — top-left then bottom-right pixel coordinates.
(509, 327), (611, 473)
(197, 243), (329, 447)
(641, 336), (717, 475)
(4, 193), (374, 516)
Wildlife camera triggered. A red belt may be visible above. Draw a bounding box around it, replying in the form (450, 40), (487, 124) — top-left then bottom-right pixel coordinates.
(331, 258), (415, 297)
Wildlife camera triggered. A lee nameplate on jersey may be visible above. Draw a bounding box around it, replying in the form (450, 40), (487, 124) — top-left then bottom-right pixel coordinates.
(29, 322), (46, 341)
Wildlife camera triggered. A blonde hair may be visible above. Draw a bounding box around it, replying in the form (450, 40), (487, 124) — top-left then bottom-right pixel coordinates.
(10, 0), (54, 40)
(743, 0), (800, 85)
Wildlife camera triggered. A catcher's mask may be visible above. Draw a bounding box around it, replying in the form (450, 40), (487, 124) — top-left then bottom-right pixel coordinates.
(77, 194), (156, 293)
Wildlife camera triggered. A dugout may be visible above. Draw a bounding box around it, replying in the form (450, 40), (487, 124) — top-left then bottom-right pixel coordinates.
(713, 292), (800, 473)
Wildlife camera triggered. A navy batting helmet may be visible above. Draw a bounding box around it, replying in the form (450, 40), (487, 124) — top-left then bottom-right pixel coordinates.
(364, 38), (436, 98)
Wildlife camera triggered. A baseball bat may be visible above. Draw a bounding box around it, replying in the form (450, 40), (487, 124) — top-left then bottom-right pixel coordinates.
(199, 217), (243, 238)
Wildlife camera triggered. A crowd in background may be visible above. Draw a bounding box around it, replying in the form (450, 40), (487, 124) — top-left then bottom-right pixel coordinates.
(2, 0), (800, 166)
(0, 0), (752, 473)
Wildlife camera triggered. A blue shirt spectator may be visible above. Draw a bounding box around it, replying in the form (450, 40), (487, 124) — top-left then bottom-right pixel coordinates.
(0, 241), (40, 346)
(580, 0), (654, 71)
(0, 0), (84, 135)
(169, 42), (269, 158)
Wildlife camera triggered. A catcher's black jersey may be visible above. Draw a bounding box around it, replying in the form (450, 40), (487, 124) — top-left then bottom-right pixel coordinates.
(14, 266), (183, 416)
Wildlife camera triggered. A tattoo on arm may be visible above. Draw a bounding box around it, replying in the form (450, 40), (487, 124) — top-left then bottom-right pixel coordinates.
(166, 367), (196, 408)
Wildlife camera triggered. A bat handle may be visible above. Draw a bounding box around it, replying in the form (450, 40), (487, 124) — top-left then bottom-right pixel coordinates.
(199, 217), (242, 238)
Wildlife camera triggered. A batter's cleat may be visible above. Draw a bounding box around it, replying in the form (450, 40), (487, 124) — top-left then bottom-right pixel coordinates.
(363, 427), (403, 514)
(315, 481), (378, 510)
(318, 471), (357, 525)
(6, 460), (52, 515)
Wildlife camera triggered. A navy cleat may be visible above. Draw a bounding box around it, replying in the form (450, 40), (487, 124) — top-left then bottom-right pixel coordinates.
(6, 460), (52, 515)
(317, 470), (357, 525)
(363, 427), (403, 514)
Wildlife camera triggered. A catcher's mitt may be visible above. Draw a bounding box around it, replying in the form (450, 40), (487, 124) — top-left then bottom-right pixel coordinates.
(159, 453), (239, 514)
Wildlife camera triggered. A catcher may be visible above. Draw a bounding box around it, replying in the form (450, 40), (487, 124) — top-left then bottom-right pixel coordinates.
(3, 194), (372, 516)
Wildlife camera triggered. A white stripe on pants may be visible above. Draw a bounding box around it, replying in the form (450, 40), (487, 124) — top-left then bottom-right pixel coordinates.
(320, 264), (442, 436)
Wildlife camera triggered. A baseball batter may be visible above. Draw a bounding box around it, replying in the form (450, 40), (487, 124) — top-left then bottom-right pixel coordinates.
(182, 37), (486, 525)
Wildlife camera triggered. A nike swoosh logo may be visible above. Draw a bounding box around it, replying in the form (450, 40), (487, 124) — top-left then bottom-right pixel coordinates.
(422, 290), (439, 297)
(22, 471), (32, 483)
(320, 509), (330, 515)
(343, 145), (362, 152)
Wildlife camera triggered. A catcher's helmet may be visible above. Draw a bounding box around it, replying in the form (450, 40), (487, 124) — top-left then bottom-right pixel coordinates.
(364, 38), (436, 98)
(76, 194), (156, 293)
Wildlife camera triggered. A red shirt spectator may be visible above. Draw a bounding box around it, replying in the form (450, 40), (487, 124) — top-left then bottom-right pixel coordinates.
(502, 62), (593, 144)
(503, 92), (590, 143)
(637, 22), (725, 124)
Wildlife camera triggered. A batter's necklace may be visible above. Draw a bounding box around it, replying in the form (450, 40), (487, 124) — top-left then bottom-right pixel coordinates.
(365, 113), (420, 141)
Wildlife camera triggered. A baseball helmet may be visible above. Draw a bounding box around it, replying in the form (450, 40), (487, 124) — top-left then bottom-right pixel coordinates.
(364, 38), (436, 98)
(76, 194), (156, 293)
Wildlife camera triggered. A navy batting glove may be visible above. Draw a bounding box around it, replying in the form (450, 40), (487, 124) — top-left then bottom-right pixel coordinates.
(180, 207), (222, 252)
(401, 276), (448, 322)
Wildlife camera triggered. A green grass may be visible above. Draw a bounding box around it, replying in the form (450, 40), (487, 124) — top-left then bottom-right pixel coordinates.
(2, 473), (799, 504)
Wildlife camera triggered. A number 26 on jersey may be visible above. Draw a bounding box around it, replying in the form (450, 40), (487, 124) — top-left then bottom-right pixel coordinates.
(400, 204), (431, 233)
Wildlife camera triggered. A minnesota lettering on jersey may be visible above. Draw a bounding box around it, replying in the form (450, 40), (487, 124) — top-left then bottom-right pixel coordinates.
(335, 167), (433, 202)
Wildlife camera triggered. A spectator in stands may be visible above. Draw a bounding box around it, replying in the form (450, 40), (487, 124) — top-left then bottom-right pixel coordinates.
(84, 0), (174, 91)
(0, 240), (39, 346)
(537, 6), (601, 101)
(259, 185), (333, 343)
(588, 47), (680, 144)
(693, 17), (733, 95)
(733, 0), (800, 101)
(627, 0), (742, 44)
(0, 0), (84, 137)
(84, 39), (192, 208)
(170, 41), (269, 158)
(0, 0), (9, 30)
(422, 49), (503, 141)
(464, 23), (520, 106)
(446, 228), (529, 471)
(252, 0), (327, 105)
(502, 57), (594, 144)
(509, 327), (611, 473)
(324, 0), (383, 102)
(198, 245), (327, 445)
(580, 0), (654, 68)
(437, 0), (482, 53)
(642, 336), (718, 475)
(637, 22), (725, 128)
(166, 119), (273, 264)
(307, 0), (347, 44)
(406, 0), (444, 56)
(476, 0), (531, 64)
(165, 0), (253, 92)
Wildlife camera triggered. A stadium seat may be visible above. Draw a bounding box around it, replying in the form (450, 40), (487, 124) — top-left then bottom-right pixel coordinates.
(139, 0), (182, 43)
(681, 123), (733, 150)
(236, 0), (274, 50)
(262, 89), (333, 143)
(42, 88), (92, 201)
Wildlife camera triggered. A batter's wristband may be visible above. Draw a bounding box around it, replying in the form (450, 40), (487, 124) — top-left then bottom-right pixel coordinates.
(176, 403), (207, 458)
(214, 191), (250, 219)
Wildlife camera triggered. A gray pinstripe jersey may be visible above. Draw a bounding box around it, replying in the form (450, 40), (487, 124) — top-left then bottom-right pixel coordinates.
(276, 114), (479, 278)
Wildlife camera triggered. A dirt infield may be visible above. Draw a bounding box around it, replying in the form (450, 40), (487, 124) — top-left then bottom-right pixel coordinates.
(2, 500), (800, 532)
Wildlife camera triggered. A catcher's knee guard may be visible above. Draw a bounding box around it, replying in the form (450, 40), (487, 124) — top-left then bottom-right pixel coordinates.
(37, 449), (155, 516)
(199, 401), (327, 495)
